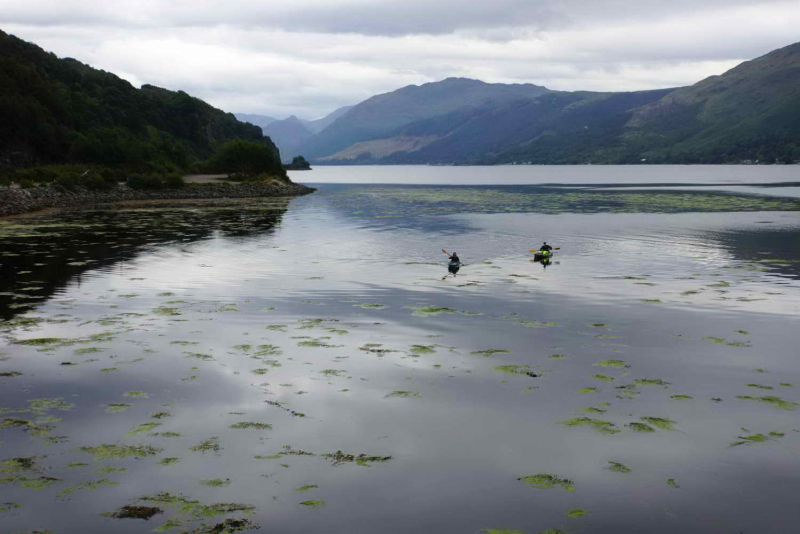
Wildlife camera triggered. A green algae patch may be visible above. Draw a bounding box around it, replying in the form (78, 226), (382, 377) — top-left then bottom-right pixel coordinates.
(667, 478), (680, 489)
(702, 336), (751, 347)
(354, 303), (388, 309)
(567, 509), (587, 518)
(13, 337), (69, 346)
(299, 500), (325, 508)
(591, 374), (615, 382)
(201, 478), (231, 488)
(548, 354), (569, 360)
(479, 529), (525, 534)
(133, 492), (258, 532)
(57, 478), (118, 500)
(671, 395), (693, 400)
(104, 505), (163, 520)
(253, 344), (282, 357)
(190, 438), (222, 453)
(561, 417), (619, 434)
(730, 433), (779, 446)
(0, 371), (23, 378)
(633, 378), (670, 387)
(385, 391), (421, 399)
(159, 458), (180, 466)
(128, 422), (162, 435)
(627, 422), (656, 433)
(495, 365), (538, 377)
(106, 403), (132, 413)
(230, 422), (272, 430)
(153, 307), (182, 316)
(96, 466), (127, 475)
(322, 451), (392, 466)
(27, 398), (73, 415)
(295, 484), (319, 492)
(74, 347), (104, 355)
(471, 349), (511, 356)
(67, 462), (89, 469)
(513, 320), (559, 328)
(407, 305), (481, 317)
(577, 387), (601, 394)
(640, 417), (677, 431)
(0, 502), (22, 514)
(594, 360), (628, 369)
(577, 407), (607, 414)
(297, 338), (342, 348)
(184, 352), (215, 361)
(124, 391), (149, 399)
(517, 474), (575, 492)
(75, 444), (162, 460)
(0, 474), (61, 490)
(410, 344), (437, 355)
(746, 384), (774, 390)
(608, 462), (630, 473)
(735, 395), (797, 411)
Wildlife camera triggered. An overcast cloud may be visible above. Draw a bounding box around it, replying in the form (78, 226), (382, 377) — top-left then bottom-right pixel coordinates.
(2, 0), (799, 119)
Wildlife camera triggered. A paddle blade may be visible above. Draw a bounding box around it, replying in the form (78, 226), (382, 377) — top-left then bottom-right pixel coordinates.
(442, 249), (448, 254)
(529, 249), (539, 253)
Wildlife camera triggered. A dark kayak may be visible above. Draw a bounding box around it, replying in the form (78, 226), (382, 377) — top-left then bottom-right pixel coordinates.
(533, 251), (554, 261)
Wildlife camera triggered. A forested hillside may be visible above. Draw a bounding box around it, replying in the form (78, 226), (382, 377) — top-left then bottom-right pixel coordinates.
(0, 29), (281, 173)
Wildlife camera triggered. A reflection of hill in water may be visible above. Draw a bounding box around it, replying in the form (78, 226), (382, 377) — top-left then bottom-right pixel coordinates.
(0, 201), (290, 321)
(711, 226), (800, 281)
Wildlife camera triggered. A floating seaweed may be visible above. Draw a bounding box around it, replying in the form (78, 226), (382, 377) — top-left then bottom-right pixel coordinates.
(735, 395), (797, 411)
(561, 417), (620, 434)
(322, 451), (392, 466)
(517, 474), (575, 492)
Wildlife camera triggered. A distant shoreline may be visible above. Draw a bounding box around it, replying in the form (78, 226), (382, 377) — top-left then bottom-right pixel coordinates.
(0, 181), (316, 217)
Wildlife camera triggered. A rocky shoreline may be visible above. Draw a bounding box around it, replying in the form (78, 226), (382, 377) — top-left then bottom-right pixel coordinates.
(0, 181), (316, 217)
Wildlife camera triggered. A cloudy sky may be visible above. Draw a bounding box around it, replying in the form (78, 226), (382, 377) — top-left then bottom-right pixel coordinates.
(2, 0), (799, 120)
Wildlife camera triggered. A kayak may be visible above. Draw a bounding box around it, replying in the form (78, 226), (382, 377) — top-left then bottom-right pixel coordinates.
(533, 250), (554, 261)
(449, 261), (462, 267)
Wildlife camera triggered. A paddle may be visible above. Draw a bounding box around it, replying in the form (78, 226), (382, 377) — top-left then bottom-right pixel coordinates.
(529, 248), (561, 253)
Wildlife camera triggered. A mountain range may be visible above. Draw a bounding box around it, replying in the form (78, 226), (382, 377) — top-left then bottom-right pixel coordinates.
(4, 28), (800, 170)
(251, 41), (800, 165)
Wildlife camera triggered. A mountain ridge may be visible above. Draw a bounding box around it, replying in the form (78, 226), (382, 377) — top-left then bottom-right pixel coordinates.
(293, 41), (800, 165)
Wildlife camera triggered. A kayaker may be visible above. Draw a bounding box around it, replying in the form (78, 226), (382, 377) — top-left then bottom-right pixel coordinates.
(448, 252), (461, 277)
(540, 242), (553, 252)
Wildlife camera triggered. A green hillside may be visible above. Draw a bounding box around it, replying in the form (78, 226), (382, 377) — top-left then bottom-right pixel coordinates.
(626, 42), (800, 163)
(296, 77), (550, 159)
(306, 41), (800, 165)
(0, 29), (282, 174)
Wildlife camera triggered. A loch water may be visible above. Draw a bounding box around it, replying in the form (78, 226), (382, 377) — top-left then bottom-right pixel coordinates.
(1, 166), (799, 534)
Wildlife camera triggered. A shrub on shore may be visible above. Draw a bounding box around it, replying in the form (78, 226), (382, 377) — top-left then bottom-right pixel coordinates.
(205, 139), (286, 179)
(1, 166), (125, 190)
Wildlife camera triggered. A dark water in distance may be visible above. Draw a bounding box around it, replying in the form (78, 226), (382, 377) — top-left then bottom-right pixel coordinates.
(1, 166), (800, 534)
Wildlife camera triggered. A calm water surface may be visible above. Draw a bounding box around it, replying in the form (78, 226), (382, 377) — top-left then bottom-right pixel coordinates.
(1, 166), (799, 534)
